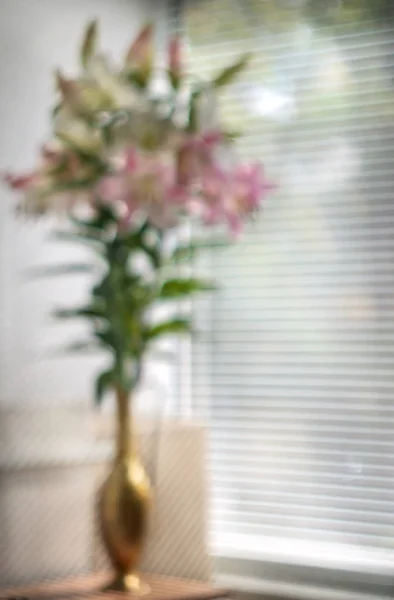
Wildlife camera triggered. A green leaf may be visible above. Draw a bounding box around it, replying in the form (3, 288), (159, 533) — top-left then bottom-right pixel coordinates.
(23, 263), (95, 278)
(94, 368), (115, 407)
(71, 205), (117, 231)
(51, 229), (104, 248)
(159, 278), (217, 299)
(172, 238), (230, 262)
(125, 70), (149, 89)
(145, 318), (192, 341)
(124, 282), (154, 309)
(222, 129), (243, 142)
(53, 177), (100, 191)
(94, 329), (116, 348)
(92, 275), (114, 303)
(139, 239), (161, 269)
(212, 54), (251, 88)
(106, 239), (132, 266)
(187, 87), (203, 133)
(168, 70), (181, 91)
(60, 340), (103, 355)
(120, 225), (161, 269)
(81, 20), (98, 68)
(53, 303), (107, 320)
(52, 103), (61, 118)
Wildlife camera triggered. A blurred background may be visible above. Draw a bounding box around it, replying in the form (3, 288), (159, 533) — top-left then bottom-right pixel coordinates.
(1, 0), (394, 598)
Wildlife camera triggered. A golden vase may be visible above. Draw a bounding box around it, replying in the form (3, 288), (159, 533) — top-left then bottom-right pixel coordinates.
(99, 389), (152, 593)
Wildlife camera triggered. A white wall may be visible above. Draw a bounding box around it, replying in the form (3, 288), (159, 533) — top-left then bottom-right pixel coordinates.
(0, 4), (185, 583)
(0, 0), (176, 411)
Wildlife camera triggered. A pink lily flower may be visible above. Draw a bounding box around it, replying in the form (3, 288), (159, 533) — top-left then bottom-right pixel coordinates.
(4, 144), (97, 214)
(234, 163), (275, 210)
(196, 164), (228, 224)
(4, 166), (51, 214)
(98, 148), (186, 229)
(177, 129), (223, 186)
(223, 164), (276, 234)
(196, 162), (275, 235)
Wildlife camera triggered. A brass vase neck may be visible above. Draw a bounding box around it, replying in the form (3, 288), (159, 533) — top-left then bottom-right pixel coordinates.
(115, 387), (133, 461)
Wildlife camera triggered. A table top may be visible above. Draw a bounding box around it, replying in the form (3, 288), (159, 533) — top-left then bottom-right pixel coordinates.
(0, 572), (229, 600)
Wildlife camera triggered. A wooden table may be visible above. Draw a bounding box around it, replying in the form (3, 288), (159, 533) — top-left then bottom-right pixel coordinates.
(0, 573), (229, 600)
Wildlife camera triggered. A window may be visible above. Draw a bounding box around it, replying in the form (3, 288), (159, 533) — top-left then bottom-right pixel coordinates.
(181, 0), (394, 583)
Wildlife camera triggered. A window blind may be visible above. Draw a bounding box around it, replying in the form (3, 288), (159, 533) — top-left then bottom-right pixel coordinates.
(181, 0), (394, 572)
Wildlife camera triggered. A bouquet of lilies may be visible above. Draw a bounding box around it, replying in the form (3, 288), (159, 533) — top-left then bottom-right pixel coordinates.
(4, 22), (275, 402)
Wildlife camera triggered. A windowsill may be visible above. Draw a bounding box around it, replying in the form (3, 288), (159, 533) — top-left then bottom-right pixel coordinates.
(214, 574), (391, 600)
(212, 533), (394, 576)
(212, 534), (394, 599)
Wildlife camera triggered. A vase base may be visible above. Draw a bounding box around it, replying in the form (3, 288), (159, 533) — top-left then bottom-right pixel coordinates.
(103, 573), (151, 595)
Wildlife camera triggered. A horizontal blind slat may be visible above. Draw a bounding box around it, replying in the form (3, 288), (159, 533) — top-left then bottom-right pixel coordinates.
(186, 2), (394, 562)
(211, 521), (392, 546)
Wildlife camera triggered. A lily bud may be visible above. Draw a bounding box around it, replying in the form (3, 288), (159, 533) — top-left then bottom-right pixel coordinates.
(168, 36), (182, 89)
(55, 70), (80, 112)
(80, 20), (98, 68)
(4, 172), (38, 190)
(125, 23), (154, 87)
